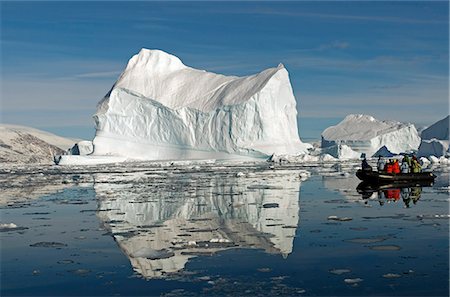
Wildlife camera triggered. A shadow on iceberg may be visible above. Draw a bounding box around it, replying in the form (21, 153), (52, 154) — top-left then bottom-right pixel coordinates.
(94, 169), (302, 279)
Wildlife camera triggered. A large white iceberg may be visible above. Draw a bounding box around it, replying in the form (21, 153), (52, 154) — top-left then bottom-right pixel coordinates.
(90, 49), (310, 161)
(321, 114), (420, 157)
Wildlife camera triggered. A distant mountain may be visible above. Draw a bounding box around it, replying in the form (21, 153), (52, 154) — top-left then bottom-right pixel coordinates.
(0, 124), (77, 164)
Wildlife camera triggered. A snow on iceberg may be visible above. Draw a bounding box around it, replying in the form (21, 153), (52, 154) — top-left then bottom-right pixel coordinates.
(321, 114), (420, 157)
(90, 49), (311, 161)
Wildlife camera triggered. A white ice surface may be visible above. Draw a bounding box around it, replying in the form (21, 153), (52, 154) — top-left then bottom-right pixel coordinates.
(90, 49), (311, 162)
(321, 114), (420, 156)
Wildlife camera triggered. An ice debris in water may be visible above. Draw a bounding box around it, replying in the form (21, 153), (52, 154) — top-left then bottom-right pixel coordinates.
(327, 216), (352, 222)
(329, 269), (351, 275)
(382, 273), (402, 278)
(344, 278), (363, 284)
(369, 245), (401, 251)
(70, 269), (91, 276)
(417, 214), (450, 219)
(30, 242), (67, 248)
(209, 238), (231, 243)
(0, 223), (27, 232)
(345, 237), (388, 244)
(0, 223), (17, 229)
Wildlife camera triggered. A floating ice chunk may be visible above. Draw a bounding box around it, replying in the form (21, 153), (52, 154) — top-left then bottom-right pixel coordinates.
(329, 268), (351, 275)
(69, 141), (94, 155)
(209, 238), (231, 243)
(344, 278), (363, 284)
(369, 245), (401, 251)
(30, 242), (67, 248)
(327, 216), (352, 222)
(0, 223), (17, 229)
(382, 273), (402, 278)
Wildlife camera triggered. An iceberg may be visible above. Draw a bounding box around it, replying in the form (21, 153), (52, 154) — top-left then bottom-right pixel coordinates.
(69, 140), (93, 156)
(417, 139), (449, 158)
(320, 144), (361, 160)
(321, 114), (420, 157)
(417, 116), (449, 158)
(90, 49), (311, 161)
(420, 115), (449, 140)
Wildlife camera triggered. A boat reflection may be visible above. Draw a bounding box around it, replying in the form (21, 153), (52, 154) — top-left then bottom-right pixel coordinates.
(93, 169), (304, 279)
(356, 181), (433, 207)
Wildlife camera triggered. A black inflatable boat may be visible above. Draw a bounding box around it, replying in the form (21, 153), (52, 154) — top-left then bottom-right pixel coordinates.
(356, 169), (436, 184)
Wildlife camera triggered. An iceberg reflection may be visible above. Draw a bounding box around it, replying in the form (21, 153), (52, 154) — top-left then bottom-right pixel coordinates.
(94, 170), (303, 279)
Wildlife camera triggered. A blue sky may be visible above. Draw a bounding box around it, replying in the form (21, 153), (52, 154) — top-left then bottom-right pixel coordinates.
(1, 1), (449, 140)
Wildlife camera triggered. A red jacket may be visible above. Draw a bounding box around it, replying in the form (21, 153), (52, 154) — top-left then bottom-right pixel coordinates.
(393, 162), (400, 174)
(385, 164), (393, 173)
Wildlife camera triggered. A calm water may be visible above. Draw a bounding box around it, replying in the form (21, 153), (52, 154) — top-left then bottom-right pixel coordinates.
(1, 163), (449, 296)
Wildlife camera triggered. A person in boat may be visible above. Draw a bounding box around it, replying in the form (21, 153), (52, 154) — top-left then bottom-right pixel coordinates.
(361, 156), (372, 171)
(377, 156), (386, 172)
(385, 159), (394, 173)
(411, 156), (422, 173)
(400, 159), (410, 173)
(403, 155), (412, 168)
(392, 159), (400, 174)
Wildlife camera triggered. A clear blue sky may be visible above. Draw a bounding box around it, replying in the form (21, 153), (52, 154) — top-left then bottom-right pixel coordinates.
(1, 1), (449, 140)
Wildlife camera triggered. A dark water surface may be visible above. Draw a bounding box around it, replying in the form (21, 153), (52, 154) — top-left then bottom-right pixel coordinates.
(1, 163), (448, 296)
